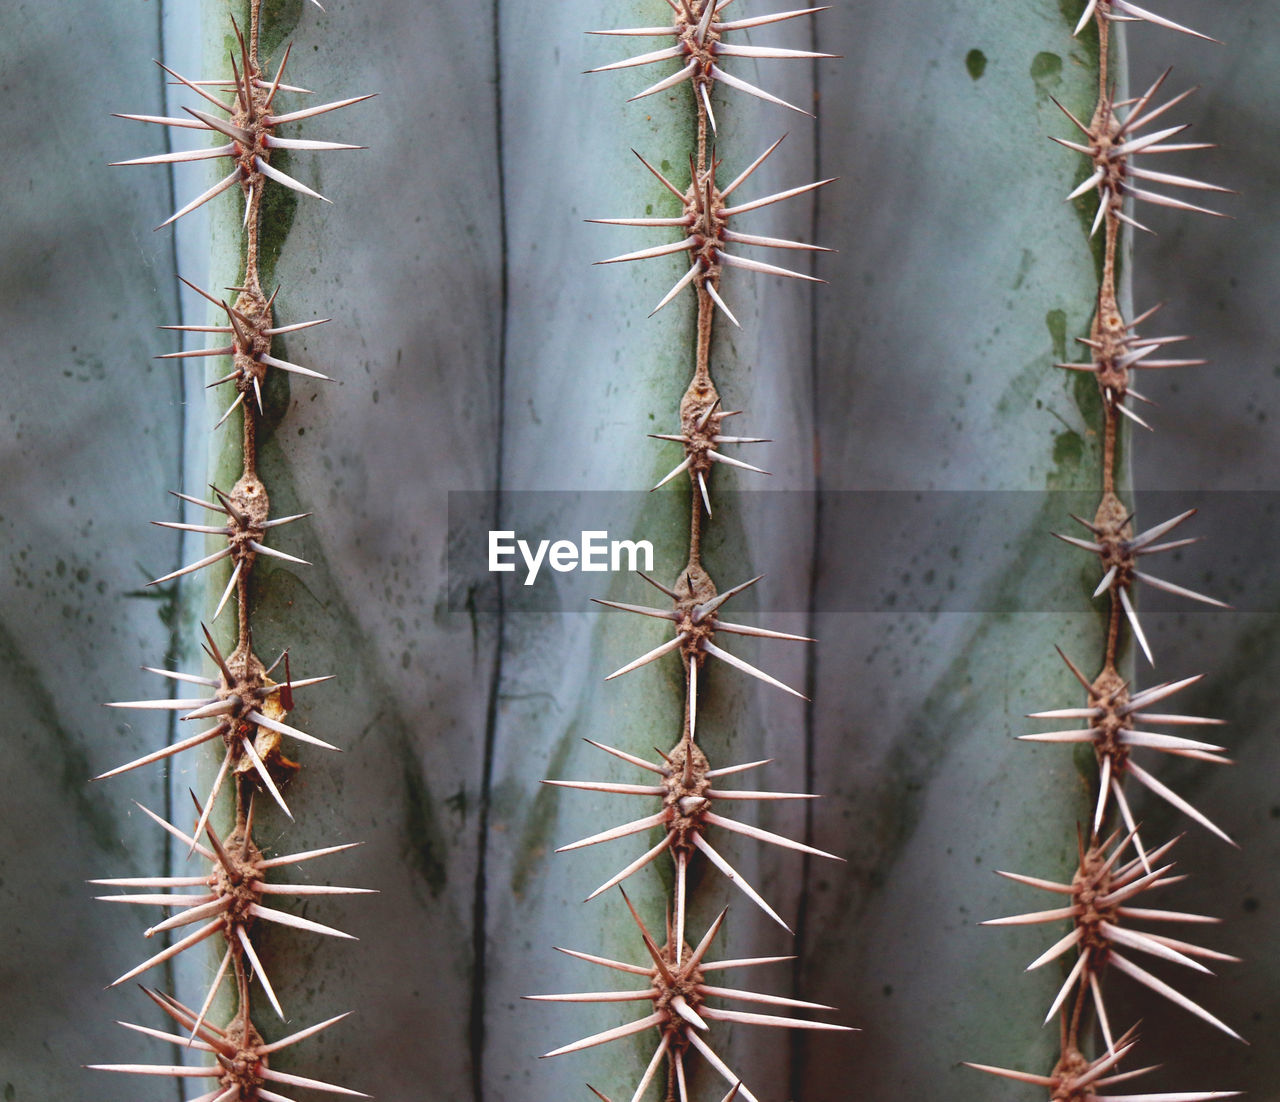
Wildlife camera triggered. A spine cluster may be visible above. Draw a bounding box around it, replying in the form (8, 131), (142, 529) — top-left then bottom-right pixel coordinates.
(971, 4), (1242, 1098)
(89, 2), (373, 1098)
(529, 4), (851, 1100)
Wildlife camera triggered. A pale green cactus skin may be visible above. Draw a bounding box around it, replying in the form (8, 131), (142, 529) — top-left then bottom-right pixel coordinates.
(0, 2), (1275, 1101)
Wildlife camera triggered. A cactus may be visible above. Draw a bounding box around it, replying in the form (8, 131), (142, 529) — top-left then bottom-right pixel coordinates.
(523, 5), (854, 1101)
(0, 1), (1273, 1100)
(83, 2), (376, 1098)
(970, 6), (1245, 1102)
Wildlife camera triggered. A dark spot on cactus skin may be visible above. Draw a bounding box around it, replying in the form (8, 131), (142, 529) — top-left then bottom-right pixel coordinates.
(400, 736), (448, 898)
(1046, 309), (1068, 362)
(258, 0), (303, 54)
(1054, 430), (1084, 470)
(511, 721), (579, 899)
(1030, 51), (1063, 93)
(0, 620), (121, 853)
(965, 49), (987, 80)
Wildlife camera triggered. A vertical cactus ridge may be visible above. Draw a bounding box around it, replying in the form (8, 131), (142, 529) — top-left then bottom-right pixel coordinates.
(973, 4), (1242, 1098)
(89, 2), (372, 1097)
(530, 3), (847, 1098)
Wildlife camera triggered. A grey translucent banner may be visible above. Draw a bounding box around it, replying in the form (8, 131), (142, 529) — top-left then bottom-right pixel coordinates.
(447, 490), (1274, 613)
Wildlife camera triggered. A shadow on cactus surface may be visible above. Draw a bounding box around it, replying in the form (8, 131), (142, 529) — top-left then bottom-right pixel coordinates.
(0, 1), (1277, 1100)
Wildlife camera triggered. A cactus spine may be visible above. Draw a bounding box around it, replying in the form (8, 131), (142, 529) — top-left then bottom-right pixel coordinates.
(89, 3), (374, 1097)
(972, 5), (1242, 1099)
(530, 4), (852, 1099)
